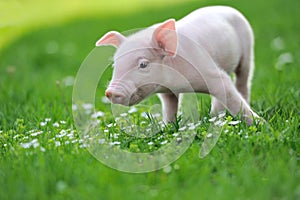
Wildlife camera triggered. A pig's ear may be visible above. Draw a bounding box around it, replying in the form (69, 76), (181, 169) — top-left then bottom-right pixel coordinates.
(96, 31), (126, 48)
(153, 19), (177, 57)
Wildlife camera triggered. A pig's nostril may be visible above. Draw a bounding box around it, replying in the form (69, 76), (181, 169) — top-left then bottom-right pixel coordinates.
(105, 91), (112, 99)
(105, 90), (124, 101)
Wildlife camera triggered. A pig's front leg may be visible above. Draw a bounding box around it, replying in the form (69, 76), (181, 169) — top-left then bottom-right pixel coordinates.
(210, 97), (226, 115)
(208, 72), (259, 124)
(157, 93), (179, 123)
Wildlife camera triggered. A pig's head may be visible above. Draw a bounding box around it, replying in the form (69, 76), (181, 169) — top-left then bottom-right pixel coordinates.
(96, 19), (178, 106)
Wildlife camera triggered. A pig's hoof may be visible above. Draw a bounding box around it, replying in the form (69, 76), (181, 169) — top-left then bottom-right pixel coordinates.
(210, 108), (226, 117)
(253, 116), (266, 126)
(245, 115), (266, 126)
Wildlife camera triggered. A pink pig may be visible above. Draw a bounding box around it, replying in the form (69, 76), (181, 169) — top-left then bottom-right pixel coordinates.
(96, 6), (261, 124)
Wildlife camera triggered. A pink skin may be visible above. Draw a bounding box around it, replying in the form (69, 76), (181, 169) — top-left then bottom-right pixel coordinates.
(96, 6), (261, 124)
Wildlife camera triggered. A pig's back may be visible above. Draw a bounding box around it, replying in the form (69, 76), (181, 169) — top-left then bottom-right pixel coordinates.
(176, 6), (253, 72)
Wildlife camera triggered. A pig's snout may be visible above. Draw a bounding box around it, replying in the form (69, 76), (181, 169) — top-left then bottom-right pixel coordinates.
(105, 90), (123, 99)
(105, 89), (126, 104)
(105, 90), (112, 99)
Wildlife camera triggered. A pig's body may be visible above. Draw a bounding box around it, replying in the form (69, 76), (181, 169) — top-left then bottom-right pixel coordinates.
(177, 6), (252, 74)
(96, 6), (260, 124)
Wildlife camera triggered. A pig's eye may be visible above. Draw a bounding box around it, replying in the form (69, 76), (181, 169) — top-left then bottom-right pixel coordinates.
(138, 58), (150, 70)
(139, 61), (149, 69)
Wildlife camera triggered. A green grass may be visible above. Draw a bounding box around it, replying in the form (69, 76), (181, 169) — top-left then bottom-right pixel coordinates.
(0, 0), (180, 49)
(0, 0), (300, 199)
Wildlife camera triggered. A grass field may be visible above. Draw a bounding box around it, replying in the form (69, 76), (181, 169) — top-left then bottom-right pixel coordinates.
(0, 0), (300, 199)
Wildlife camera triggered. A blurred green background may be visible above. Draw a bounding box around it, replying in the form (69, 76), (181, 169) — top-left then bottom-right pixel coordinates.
(0, 0), (299, 199)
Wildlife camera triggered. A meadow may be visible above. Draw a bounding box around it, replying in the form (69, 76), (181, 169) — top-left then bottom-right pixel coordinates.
(0, 0), (299, 199)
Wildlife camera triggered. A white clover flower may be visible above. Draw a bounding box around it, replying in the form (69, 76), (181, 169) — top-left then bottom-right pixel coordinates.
(82, 103), (93, 110)
(214, 120), (226, 127)
(172, 133), (179, 137)
(83, 135), (90, 139)
(13, 134), (20, 139)
(55, 141), (61, 147)
(79, 143), (89, 148)
(228, 120), (241, 125)
(157, 135), (163, 140)
(62, 76), (75, 87)
(98, 138), (106, 144)
(195, 122), (202, 127)
(108, 142), (114, 146)
(53, 122), (59, 127)
(101, 96), (110, 104)
(147, 141), (154, 146)
(45, 118), (51, 122)
(153, 113), (161, 118)
(163, 165), (172, 174)
(146, 128), (151, 132)
(128, 107), (137, 114)
(113, 141), (121, 145)
(141, 112), (148, 118)
(71, 139), (78, 144)
(120, 113), (128, 117)
(187, 123), (194, 127)
(40, 122), (47, 126)
(178, 126), (187, 132)
(218, 112), (226, 118)
(67, 133), (74, 139)
(173, 164), (180, 170)
(271, 37), (285, 51)
(206, 133), (213, 138)
(30, 131), (43, 137)
(32, 142), (39, 148)
(60, 120), (66, 124)
(56, 130), (66, 138)
(20, 142), (31, 149)
(91, 111), (105, 118)
(20, 139), (39, 149)
(107, 123), (113, 128)
(209, 116), (217, 122)
(72, 104), (78, 111)
(40, 147), (46, 152)
(160, 140), (168, 145)
(158, 121), (164, 126)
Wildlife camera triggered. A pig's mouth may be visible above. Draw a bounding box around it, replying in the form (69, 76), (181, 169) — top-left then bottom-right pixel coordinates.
(128, 86), (158, 106)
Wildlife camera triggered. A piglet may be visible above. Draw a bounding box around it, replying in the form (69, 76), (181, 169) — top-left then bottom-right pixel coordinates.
(96, 6), (261, 124)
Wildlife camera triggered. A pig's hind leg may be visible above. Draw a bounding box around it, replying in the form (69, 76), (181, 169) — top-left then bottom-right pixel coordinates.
(210, 45), (254, 116)
(209, 71), (258, 125)
(234, 42), (254, 103)
(158, 93), (179, 123)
